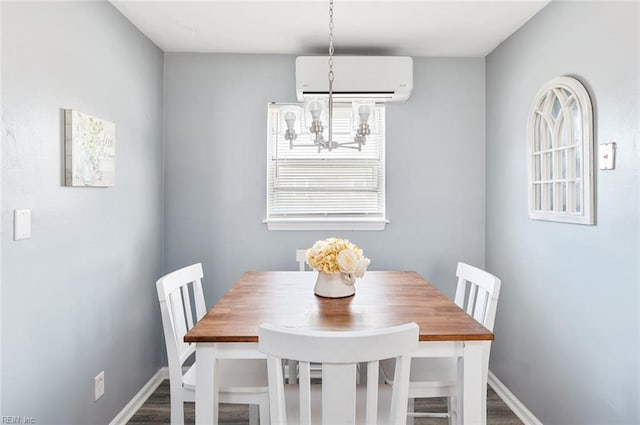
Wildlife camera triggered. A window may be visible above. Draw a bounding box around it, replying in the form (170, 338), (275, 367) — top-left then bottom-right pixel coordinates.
(527, 76), (594, 224)
(265, 102), (386, 230)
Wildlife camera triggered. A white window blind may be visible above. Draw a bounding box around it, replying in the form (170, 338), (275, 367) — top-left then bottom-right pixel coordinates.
(266, 102), (386, 230)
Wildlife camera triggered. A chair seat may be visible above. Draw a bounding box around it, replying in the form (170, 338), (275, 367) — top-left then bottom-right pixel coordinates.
(380, 357), (457, 397)
(183, 359), (269, 393)
(283, 384), (395, 425)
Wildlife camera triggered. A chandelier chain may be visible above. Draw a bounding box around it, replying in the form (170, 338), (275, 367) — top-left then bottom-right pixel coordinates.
(328, 0), (334, 82)
(327, 0), (335, 146)
(288, 0), (367, 152)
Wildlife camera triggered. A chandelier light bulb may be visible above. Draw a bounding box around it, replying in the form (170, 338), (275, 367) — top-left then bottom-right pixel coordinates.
(309, 101), (323, 121)
(358, 105), (371, 124)
(284, 111), (296, 129)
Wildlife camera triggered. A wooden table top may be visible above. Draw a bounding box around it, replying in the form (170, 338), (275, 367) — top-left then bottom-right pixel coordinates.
(184, 271), (494, 343)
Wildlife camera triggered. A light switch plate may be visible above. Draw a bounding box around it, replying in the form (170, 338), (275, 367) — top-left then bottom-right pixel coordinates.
(599, 142), (616, 170)
(14, 209), (31, 240)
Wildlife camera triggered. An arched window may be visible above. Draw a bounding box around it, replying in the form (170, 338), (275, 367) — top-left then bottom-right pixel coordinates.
(527, 76), (594, 224)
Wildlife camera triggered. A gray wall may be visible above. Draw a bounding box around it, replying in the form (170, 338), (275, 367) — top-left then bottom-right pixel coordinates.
(163, 54), (486, 304)
(1, 2), (164, 424)
(486, 2), (639, 424)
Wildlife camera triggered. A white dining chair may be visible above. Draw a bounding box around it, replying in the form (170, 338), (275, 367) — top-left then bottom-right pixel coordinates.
(157, 263), (270, 425)
(380, 262), (501, 424)
(296, 249), (308, 271)
(259, 322), (419, 425)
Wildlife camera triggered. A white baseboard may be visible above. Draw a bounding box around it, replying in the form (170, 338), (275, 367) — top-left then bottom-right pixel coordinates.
(488, 370), (543, 425)
(109, 367), (169, 425)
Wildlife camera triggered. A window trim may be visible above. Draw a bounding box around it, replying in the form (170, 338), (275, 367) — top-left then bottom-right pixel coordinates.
(263, 217), (389, 231)
(526, 76), (595, 225)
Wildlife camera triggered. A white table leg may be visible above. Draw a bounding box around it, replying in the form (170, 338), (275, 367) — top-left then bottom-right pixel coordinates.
(196, 343), (218, 425)
(461, 341), (485, 425)
(455, 357), (463, 425)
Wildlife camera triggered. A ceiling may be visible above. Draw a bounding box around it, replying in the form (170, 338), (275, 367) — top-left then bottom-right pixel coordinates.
(111, 0), (550, 57)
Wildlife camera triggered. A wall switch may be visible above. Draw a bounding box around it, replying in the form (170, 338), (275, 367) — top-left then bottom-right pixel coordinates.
(95, 371), (105, 401)
(14, 209), (31, 240)
(599, 142), (616, 170)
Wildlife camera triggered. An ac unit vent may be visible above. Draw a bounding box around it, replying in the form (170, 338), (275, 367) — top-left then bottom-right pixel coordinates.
(296, 56), (413, 103)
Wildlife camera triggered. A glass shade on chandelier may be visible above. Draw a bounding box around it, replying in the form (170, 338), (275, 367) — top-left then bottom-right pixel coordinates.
(304, 97), (330, 149)
(352, 101), (375, 145)
(281, 106), (302, 149)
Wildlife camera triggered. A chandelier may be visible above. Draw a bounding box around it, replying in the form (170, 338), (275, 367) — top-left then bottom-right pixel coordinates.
(283, 0), (374, 152)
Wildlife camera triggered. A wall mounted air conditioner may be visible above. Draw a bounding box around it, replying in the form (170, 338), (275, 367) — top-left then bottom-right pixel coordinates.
(295, 56), (413, 103)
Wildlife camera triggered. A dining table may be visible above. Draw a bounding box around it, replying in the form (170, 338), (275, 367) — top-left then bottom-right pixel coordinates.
(183, 270), (494, 425)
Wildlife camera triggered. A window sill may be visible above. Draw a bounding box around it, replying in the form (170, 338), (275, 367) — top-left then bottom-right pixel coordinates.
(528, 211), (594, 225)
(263, 217), (388, 231)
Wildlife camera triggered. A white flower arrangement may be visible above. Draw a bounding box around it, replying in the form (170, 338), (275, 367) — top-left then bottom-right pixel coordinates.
(306, 237), (370, 278)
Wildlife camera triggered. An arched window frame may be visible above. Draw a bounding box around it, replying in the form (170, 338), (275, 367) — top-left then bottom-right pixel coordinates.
(527, 76), (594, 224)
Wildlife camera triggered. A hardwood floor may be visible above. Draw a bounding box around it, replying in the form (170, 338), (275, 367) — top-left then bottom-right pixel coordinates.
(128, 380), (524, 425)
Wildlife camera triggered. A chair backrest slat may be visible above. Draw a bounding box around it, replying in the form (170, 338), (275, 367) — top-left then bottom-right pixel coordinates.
(389, 354), (412, 424)
(266, 356), (287, 424)
(454, 274), (466, 307)
(466, 282), (477, 315)
(193, 277), (207, 320)
(181, 285), (194, 330)
(473, 286), (489, 324)
(259, 322), (418, 425)
(169, 290), (190, 359)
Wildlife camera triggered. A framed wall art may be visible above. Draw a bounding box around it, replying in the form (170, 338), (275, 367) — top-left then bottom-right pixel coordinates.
(64, 109), (115, 187)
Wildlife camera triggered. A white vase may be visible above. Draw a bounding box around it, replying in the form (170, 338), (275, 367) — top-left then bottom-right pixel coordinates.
(314, 271), (356, 298)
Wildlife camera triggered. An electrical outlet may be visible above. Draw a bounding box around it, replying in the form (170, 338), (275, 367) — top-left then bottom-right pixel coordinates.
(94, 371), (105, 401)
